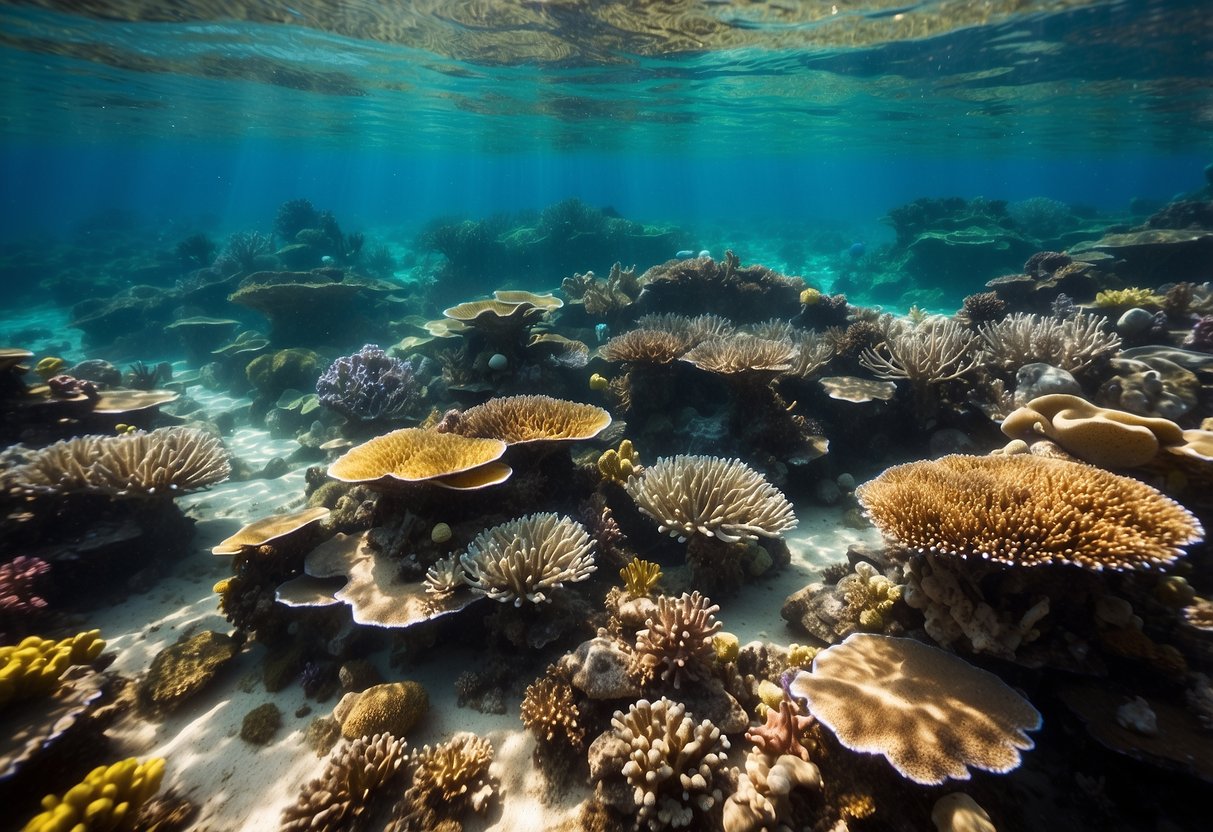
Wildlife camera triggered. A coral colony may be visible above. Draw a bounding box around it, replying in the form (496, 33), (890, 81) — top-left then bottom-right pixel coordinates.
(3, 157), (1213, 832)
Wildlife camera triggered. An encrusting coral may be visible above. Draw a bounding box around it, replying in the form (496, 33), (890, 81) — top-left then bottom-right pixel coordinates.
(6, 427), (230, 497)
(624, 454), (797, 544)
(590, 696), (731, 831)
(280, 732), (407, 832)
(1, 630), (105, 710)
(789, 634), (1041, 785)
(21, 757), (165, 832)
(459, 512), (597, 606)
(450, 394), (611, 444)
(634, 591), (722, 689)
(856, 454), (1203, 570)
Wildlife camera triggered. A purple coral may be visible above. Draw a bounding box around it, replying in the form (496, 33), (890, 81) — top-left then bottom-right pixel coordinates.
(1, 556), (51, 636)
(316, 345), (421, 423)
(1183, 316), (1213, 352)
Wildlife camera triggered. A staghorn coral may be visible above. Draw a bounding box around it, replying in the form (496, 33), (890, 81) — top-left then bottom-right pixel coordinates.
(389, 733), (496, 830)
(634, 591), (722, 689)
(327, 428), (508, 488)
(452, 394), (611, 445)
(856, 454), (1203, 570)
(601, 328), (691, 364)
(280, 732), (407, 832)
(789, 634), (1041, 785)
(787, 331), (835, 377)
(563, 262), (641, 318)
(619, 557), (662, 598)
(459, 513), (596, 606)
(521, 665), (584, 749)
(316, 344), (422, 423)
(21, 757), (165, 832)
(592, 697), (731, 831)
(681, 334), (797, 375)
(1, 629), (105, 710)
(858, 316), (982, 386)
(979, 312), (1121, 374)
(7, 427), (230, 498)
(624, 455), (797, 544)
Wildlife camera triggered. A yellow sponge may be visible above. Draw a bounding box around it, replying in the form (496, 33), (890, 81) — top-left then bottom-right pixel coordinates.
(22, 757), (165, 832)
(0, 630), (105, 710)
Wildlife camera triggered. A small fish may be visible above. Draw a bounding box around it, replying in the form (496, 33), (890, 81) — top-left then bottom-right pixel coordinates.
(595, 323), (610, 343)
(848, 241), (866, 259)
(675, 249), (694, 259)
(321, 255), (335, 265)
(698, 249), (711, 258)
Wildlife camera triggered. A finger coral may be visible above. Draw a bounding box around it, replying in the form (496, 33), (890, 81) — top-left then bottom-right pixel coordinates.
(598, 438), (641, 483)
(280, 732), (407, 832)
(593, 697), (731, 830)
(789, 633), (1041, 785)
(21, 757), (165, 832)
(521, 665), (584, 749)
(389, 733), (496, 830)
(452, 394), (611, 444)
(624, 455), (797, 544)
(316, 344), (422, 423)
(7, 427), (230, 498)
(856, 453), (1203, 570)
(460, 513), (596, 606)
(1, 630), (105, 710)
(634, 591), (722, 689)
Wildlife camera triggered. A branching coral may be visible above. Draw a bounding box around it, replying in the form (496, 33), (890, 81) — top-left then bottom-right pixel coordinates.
(619, 557), (662, 597)
(856, 454), (1203, 570)
(460, 513), (596, 606)
(787, 331), (835, 377)
(521, 665), (584, 749)
(1092, 287), (1164, 309)
(1, 630), (106, 710)
(681, 334), (797, 375)
(624, 455), (797, 544)
(595, 697), (731, 831)
(789, 634), (1041, 785)
(634, 591), (722, 689)
(7, 427), (230, 498)
(601, 328), (691, 364)
(859, 316), (981, 386)
(21, 757), (165, 832)
(452, 394), (612, 444)
(838, 562), (904, 632)
(280, 733), (407, 832)
(389, 733), (495, 830)
(979, 312), (1121, 374)
(316, 344), (421, 422)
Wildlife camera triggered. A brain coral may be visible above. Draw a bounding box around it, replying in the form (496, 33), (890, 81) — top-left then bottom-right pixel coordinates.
(789, 633), (1041, 785)
(624, 455), (797, 544)
(452, 394), (611, 444)
(334, 681), (429, 740)
(7, 427), (230, 498)
(856, 454), (1203, 570)
(460, 512), (596, 606)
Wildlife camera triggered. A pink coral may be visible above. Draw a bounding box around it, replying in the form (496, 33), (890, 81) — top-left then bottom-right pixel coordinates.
(0, 556), (50, 637)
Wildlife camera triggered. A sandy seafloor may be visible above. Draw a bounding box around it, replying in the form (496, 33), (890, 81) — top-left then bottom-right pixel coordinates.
(57, 382), (882, 830)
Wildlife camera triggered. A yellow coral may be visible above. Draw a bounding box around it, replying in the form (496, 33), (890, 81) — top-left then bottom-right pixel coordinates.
(22, 757), (165, 832)
(589, 372), (609, 391)
(598, 438), (641, 483)
(1093, 288), (1164, 308)
(34, 356), (65, 380)
(336, 681), (429, 740)
(787, 643), (819, 668)
(619, 556), (661, 597)
(757, 679), (785, 711)
(0, 630), (105, 710)
(799, 287), (822, 306)
(713, 632), (740, 663)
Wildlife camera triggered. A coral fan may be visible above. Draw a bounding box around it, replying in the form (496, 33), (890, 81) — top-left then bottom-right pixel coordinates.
(856, 454), (1203, 570)
(790, 634), (1041, 784)
(634, 591), (722, 689)
(280, 733), (407, 832)
(316, 344), (421, 422)
(6, 427), (230, 498)
(21, 757), (165, 832)
(624, 455), (797, 544)
(460, 512), (597, 606)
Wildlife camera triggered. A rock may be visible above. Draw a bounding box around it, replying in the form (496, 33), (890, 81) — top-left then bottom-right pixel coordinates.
(1013, 363), (1080, 404)
(338, 659), (383, 694)
(562, 636), (642, 700)
(1117, 307), (1156, 337)
(932, 793), (996, 832)
(140, 630), (238, 711)
(240, 703), (282, 745)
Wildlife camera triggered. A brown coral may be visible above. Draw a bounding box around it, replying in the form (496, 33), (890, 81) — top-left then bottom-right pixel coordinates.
(681, 334), (797, 375)
(856, 454), (1203, 570)
(624, 454), (797, 544)
(789, 634), (1041, 785)
(601, 328), (690, 364)
(459, 512), (597, 606)
(520, 665), (584, 749)
(634, 591), (722, 689)
(452, 394), (612, 445)
(327, 428), (507, 487)
(280, 732), (407, 831)
(7, 427), (230, 498)
(333, 681), (428, 741)
(211, 506), (330, 555)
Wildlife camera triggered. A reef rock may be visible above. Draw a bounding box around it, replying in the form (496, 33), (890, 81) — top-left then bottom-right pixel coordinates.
(140, 630), (238, 711)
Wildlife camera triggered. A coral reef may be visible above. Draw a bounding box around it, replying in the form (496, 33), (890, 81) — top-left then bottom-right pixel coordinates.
(316, 344), (422, 423)
(280, 732), (407, 832)
(789, 634), (1041, 784)
(459, 512), (596, 606)
(20, 757), (165, 832)
(856, 454), (1203, 569)
(5, 427), (230, 498)
(625, 454), (797, 544)
(633, 591), (722, 689)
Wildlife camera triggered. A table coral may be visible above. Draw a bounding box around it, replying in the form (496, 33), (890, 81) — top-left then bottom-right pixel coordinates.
(21, 757), (165, 832)
(138, 630), (237, 712)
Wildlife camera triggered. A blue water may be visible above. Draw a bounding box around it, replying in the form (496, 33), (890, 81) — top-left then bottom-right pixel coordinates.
(1, 0), (1209, 244)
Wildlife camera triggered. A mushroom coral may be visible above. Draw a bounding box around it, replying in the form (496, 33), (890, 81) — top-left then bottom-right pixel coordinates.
(856, 454), (1202, 571)
(451, 394), (611, 445)
(789, 634), (1041, 785)
(624, 455), (797, 544)
(459, 512), (597, 606)
(6, 427), (230, 498)
(327, 427), (509, 490)
(280, 732), (407, 832)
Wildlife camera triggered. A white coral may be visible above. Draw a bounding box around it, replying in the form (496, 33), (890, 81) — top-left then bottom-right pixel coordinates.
(459, 512), (596, 606)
